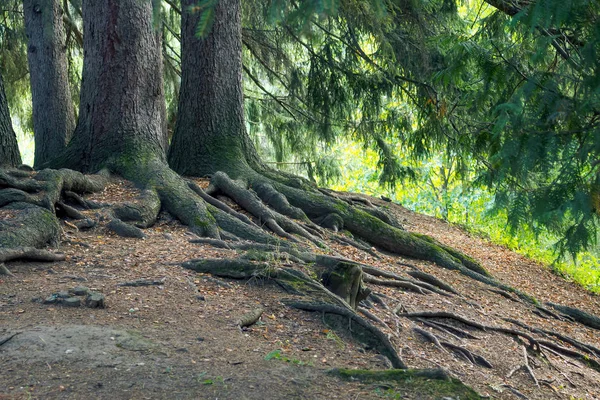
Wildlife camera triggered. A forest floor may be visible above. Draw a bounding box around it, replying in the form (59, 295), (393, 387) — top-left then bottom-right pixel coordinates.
(1, 177), (599, 400)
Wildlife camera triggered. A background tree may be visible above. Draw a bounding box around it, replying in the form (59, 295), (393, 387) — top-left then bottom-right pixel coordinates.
(0, 71), (22, 167)
(23, 0), (75, 167)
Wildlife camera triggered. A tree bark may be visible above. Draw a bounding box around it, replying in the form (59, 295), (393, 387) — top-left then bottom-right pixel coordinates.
(23, 0), (75, 168)
(168, 0), (261, 177)
(0, 72), (22, 168)
(53, 0), (168, 173)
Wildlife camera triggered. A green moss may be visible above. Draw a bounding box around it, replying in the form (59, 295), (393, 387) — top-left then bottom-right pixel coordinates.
(329, 369), (482, 400)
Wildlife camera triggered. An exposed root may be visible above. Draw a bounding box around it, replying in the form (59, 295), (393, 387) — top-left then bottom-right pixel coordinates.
(413, 327), (447, 353)
(56, 201), (87, 220)
(538, 341), (600, 372)
(211, 172), (322, 246)
(440, 340), (493, 368)
(360, 264), (450, 296)
(546, 302), (600, 330)
(252, 181), (311, 222)
(182, 257), (271, 279)
(189, 238), (314, 262)
(500, 384), (529, 399)
(0, 168), (108, 249)
(328, 367), (453, 382)
(368, 293), (390, 310)
(364, 274), (432, 295)
(0, 263), (14, 276)
(398, 311), (540, 350)
(181, 254), (402, 369)
(413, 325), (492, 368)
(0, 332), (20, 347)
(283, 300), (406, 369)
(504, 318), (600, 358)
(416, 318), (480, 340)
(63, 190), (109, 209)
(506, 346), (539, 387)
(0, 247), (65, 263)
(406, 270), (459, 295)
(413, 233), (490, 277)
(358, 306), (394, 333)
(112, 189), (160, 228)
(187, 180), (257, 228)
(330, 233), (381, 259)
(0, 247), (64, 276)
(107, 218), (146, 238)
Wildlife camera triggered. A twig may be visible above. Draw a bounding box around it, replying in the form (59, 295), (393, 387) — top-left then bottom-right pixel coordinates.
(0, 332), (20, 347)
(500, 384), (529, 399)
(117, 278), (166, 287)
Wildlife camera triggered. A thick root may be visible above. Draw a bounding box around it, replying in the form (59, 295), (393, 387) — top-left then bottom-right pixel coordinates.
(0, 247), (65, 263)
(181, 253), (403, 369)
(546, 302), (600, 330)
(211, 172), (323, 246)
(284, 300), (406, 369)
(112, 189), (161, 228)
(0, 202), (61, 248)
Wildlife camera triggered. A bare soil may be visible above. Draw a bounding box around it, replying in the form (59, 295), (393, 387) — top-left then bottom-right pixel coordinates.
(1, 179), (599, 399)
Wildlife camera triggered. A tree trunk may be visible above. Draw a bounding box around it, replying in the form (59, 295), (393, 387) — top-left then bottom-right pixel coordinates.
(0, 72), (22, 168)
(23, 0), (75, 168)
(53, 0), (167, 173)
(168, 0), (261, 177)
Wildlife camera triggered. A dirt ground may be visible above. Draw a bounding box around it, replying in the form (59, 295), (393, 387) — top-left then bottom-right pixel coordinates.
(1, 179), (600, 399)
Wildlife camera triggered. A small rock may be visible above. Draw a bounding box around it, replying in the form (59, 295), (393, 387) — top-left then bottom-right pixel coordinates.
(57, 291), (71, 299)
(371, 354), (393, 369)
(86, 292), (105, 308)
(62, 297), (81, 307)
(196, 295), (206, 301)
(69, 286), (90, 296)
(162, 233), (174, 240)
(43, 295), (58, 304)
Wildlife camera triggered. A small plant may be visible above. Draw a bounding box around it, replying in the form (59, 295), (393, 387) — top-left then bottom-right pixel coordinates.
(264, 349), (309, 365)
(325, 329), (345, 349)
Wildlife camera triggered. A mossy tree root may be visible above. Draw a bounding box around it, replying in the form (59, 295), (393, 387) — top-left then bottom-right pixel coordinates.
(187, 180), (257, 227)
(112, 189), (161, 228)
(399, 311), (541, 350)
(181, 254), (404, 368)
(284, 300), (406, 369)
(406, 270), (460, 295)
(546, 302), (600, 330)
(110, 159), (287, 243)
(504, 317), (600, 358)
(0, 247), (65, 263)
(210, 172), (324, 246)
(251, 177), (508, 291)
(0, 202), (61, 248)
(0, 168), (109, 249)
(0, 247), (65, 276)
(413, 326), (493, 368)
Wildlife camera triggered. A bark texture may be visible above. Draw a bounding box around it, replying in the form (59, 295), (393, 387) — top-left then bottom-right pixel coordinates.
(0, 73), (22, 168)
(168, 0), (260, 176)
(53, 0), (167, 172)
(23, 0), (75, 168)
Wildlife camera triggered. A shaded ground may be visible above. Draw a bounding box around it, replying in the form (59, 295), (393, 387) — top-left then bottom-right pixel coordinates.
(1, 178), (599, 399)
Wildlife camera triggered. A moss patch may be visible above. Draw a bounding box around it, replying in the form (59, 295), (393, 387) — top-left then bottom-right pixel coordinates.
(329, 368), (483, 400)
